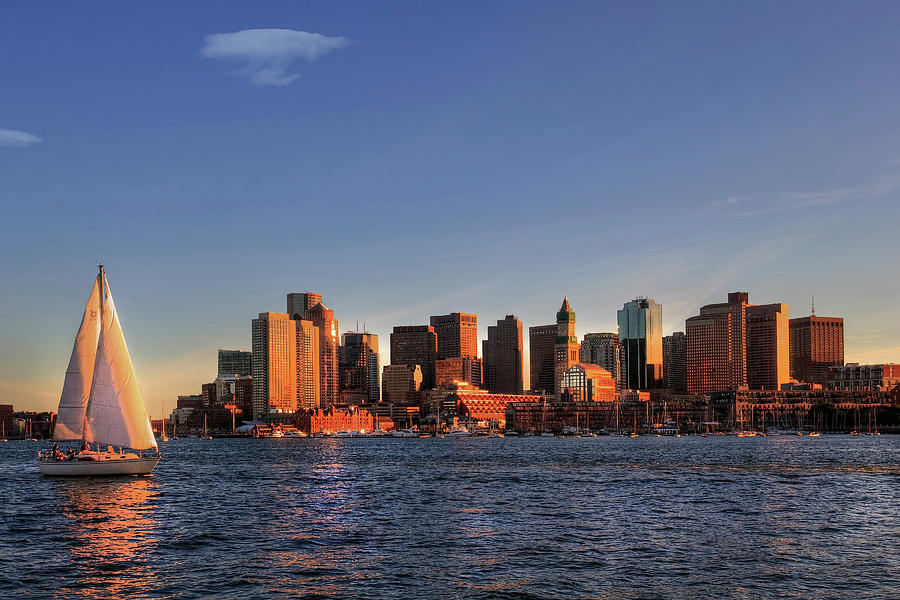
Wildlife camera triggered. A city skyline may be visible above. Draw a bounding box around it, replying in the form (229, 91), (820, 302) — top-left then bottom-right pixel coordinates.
(3, 2), (900, 414)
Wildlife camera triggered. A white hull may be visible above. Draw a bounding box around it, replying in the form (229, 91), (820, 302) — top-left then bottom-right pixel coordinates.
(39, 456), (159, 476)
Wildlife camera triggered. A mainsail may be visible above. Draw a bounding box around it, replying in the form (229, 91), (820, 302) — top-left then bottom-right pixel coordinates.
(83, 271), (158, 450)
(53, 277), (101, 440)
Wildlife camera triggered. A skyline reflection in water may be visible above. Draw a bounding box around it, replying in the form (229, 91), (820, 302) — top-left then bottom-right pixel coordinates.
(0, 435), (897, 599)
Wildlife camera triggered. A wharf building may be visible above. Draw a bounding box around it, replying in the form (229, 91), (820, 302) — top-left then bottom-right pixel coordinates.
(217, 349), (252, 378)
(529, 324), (556, 395)
(448, 391), (542, 430)
(430, 312), (478, 360)
(662, 332), (687, 392)
(382, 364), (422, 404)
(560, 364), (616, 403)
(435, 356), (482, 388)
(579, 333), (622, 393)
(789, 316), (844, 385)
(829, 363), (900, 391)
(617, 298), (664, 390)
(390, 325), (438, 390)
(339, 332), (380, 404)
(482, 315), (524, 395)
(555, 297), (580, 400)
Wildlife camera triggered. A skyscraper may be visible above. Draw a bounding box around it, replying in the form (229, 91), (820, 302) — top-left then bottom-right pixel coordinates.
(251, 312), (298, 419)
(662, 332), (687, 392)
(789, 316), (844, 385)
(617, 298), (663, 390)
(217, 349), (252, 377)
(339, 332), (380, 404)
(746, 303), (790, 390)
(555, 297), (580, 400)
(287, 292), (323, 320)
(482, 315), (524, 394)
(307, 302), (339, 408)
(295, 317), (320, 411)
(579, 333), (622, 393)
(686, 292), (748, 394)
(529, 324), (556, 394)
(390, 325), (438, 389)
(430, 313), (478, 359)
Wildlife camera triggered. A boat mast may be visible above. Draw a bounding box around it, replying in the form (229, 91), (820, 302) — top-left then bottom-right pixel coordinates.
(80, 265), (104, 450)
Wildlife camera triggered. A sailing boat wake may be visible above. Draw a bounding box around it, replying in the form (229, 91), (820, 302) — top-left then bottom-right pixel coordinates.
(39, 266), (160, 476)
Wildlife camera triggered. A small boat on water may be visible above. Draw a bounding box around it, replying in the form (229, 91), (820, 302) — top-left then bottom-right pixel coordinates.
(39, 266), (160, 476)
(504, 430), (520, 436)
(808, 431), (821, 437)
(333, 431), (353, 438)
(391, 428), (418, 438)
(448, 428), (472, 437)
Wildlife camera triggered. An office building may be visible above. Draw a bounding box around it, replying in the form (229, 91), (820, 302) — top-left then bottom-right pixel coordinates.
(287, 292), (323, 320)
(339, 332), (380, 404)
(435, 356), (483, 388)
(251, 312), (298, 419)
(382, 364), (423, 404)
(529, 324), (556, 394)
(482, 315), (524, 394)
(790, 316), (844, 385)
(580, 333), (622, 392)
(746, 302), (790, 390)
(617, 298), (664, 390)
(217, 349), (252, 377)
(560, 364), (616, 403)
(686, 292), (749, 394)
(307, 302), (339, 408)
(295, 317), (321, 410)
(555, 297), (580, 399)
(390, 325), (438, 389)
(830, 363), (900, 391)
(430, 312), (478, 359)
(663, 332), (687, 392)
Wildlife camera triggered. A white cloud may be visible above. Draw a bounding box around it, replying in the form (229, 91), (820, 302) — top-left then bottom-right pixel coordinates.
(784, 175), (899, 207)
(0, 129), (42, 147)
(200, 28), (349, 86)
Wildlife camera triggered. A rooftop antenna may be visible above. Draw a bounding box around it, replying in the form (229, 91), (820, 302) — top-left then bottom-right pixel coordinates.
(811, 294), (815, 316)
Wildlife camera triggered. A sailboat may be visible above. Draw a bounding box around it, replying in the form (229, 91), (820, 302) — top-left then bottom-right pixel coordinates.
(39, 266), (160, 476)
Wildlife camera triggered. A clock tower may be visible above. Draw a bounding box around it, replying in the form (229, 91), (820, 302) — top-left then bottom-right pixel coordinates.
(554, 296), (580, 400)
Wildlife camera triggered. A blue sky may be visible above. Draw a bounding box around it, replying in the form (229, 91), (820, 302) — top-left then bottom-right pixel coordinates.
(3, 1), (900, 414)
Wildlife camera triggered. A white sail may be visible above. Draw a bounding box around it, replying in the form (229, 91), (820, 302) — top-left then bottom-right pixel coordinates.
(84, 272), (158, 450)
(53, 277), (101, 440)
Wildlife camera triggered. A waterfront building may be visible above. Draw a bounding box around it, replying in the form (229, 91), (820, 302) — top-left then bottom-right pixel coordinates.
(686, 292), (750, 394)
(482, 315), (524, 395)
(663, 332), (687, 392)
(829, 363), (900, 391)
(390, 325), (438, 389)
(435, 356), (483, 388)
(617, 298), (664, 390)
(529, 324), (556, 394)
(251, 312), (298, 419)
(339, 332), (380, 404)
(560, 364), (616, 403)
(580, 333), (622, 392)
(430, 312), (478, 359)
(0, 404), (12, 439)
(381, 364), (422, 404)
(295, 406), (378, 435)
(790, 315), (844, 385)
(286, 292), (323, 320)
(746, 302), (790, 390)
(555, 297), (580, 400)
(450, 392), (542, 429)
(307, 302), (339, 408)
(217, 349), (252, 377)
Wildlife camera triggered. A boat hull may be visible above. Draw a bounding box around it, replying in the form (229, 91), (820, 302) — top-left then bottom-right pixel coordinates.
(39, 456), (159, 476)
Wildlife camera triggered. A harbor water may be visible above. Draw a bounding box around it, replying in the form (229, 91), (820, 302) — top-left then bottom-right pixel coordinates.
(1, 435), (897, 598)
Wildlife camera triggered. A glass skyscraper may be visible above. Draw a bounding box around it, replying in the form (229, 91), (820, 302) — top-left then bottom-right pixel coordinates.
(617, 298), (663, 390)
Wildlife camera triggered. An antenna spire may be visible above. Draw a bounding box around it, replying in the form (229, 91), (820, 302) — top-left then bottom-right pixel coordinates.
(811, 294), (815, 316)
